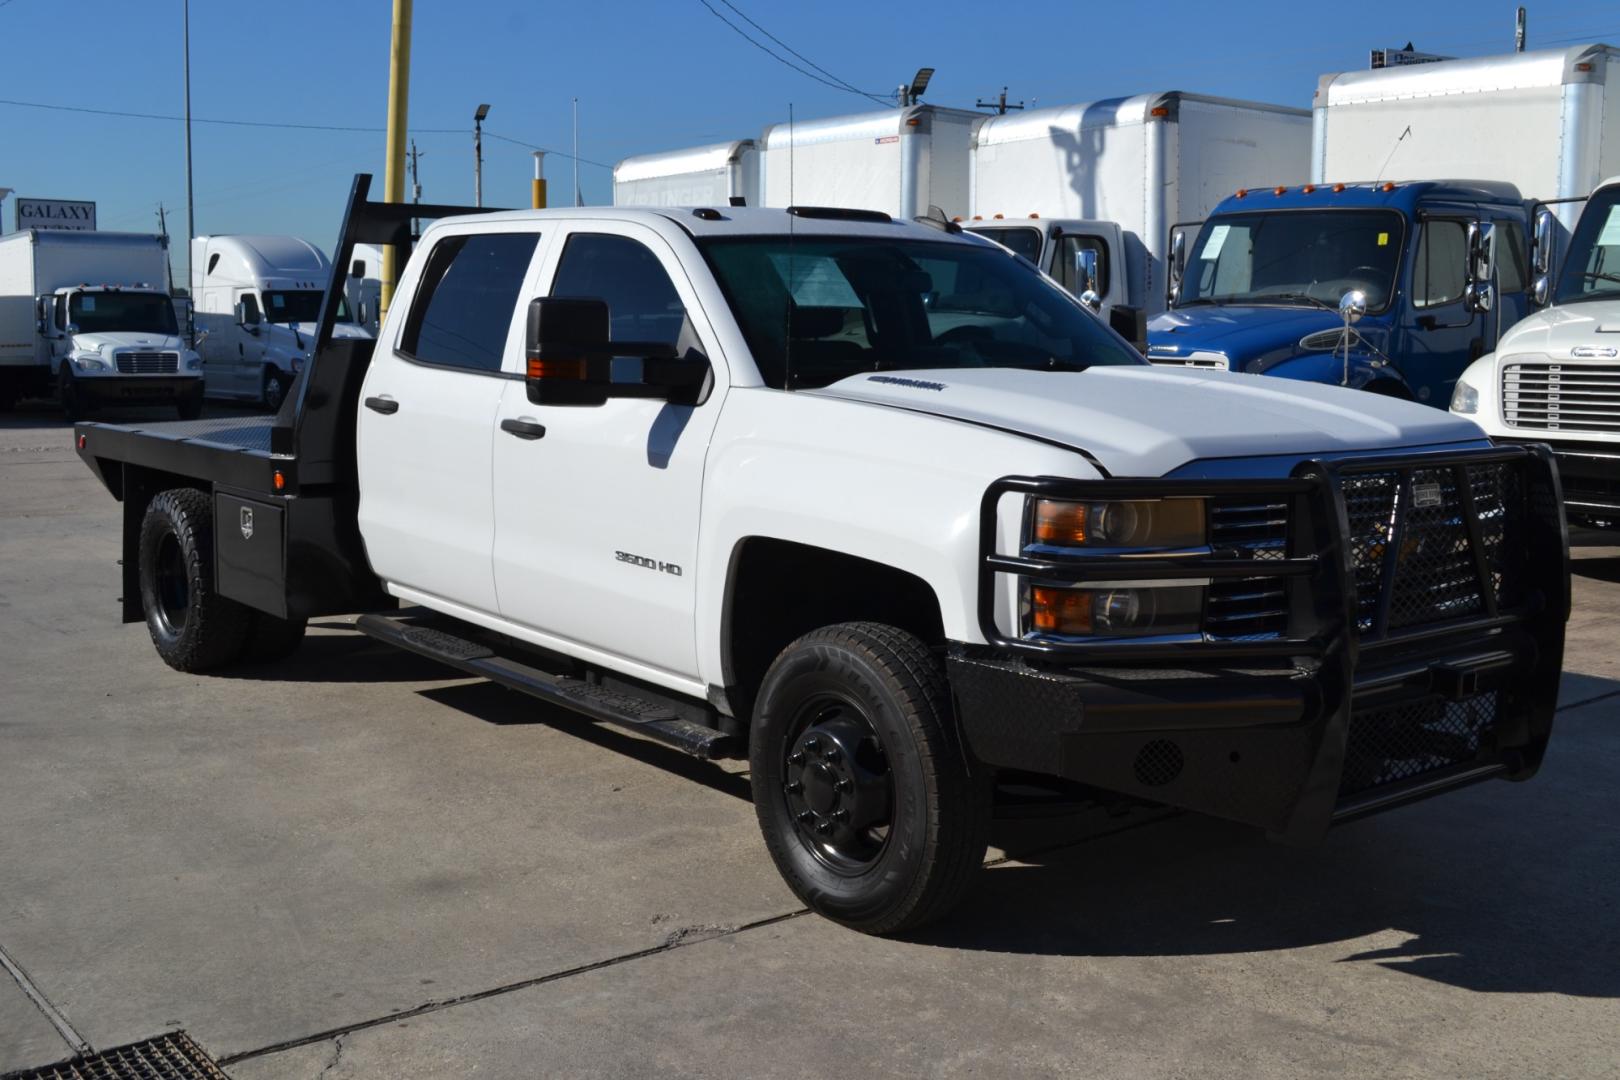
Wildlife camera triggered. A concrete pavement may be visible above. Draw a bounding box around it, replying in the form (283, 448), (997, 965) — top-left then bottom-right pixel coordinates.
(2, 401), (1616, 1078)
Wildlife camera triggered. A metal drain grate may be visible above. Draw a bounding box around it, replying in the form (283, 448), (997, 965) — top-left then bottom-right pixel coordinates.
(2, 1033), (231, 1080)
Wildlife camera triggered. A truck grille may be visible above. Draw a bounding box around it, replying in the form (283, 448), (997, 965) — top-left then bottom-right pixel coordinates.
(1341, 461), (1525, 636)
(1340, 691), (1502, 797)
(115, 351), (179, 374)
(1501, 360), (1620, 432)
(1206, 497), (1289, 639)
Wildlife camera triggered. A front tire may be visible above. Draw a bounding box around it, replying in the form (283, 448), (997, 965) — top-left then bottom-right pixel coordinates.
(176, 386), (205, 420)
(750, 622), (990, 935)
(58, 364), (87, 420)
(138, 488), (252, 671)
(262, 368), (289, 413)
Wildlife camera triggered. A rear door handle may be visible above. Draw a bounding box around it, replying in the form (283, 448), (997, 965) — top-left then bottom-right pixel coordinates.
(364, 396), (399, 415)
(500, 417), (547, 440)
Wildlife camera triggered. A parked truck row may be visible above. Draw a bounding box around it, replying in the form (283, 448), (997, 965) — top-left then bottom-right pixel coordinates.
(73, 176), (1570, 934)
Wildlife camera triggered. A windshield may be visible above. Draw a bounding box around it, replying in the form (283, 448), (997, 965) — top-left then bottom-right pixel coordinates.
(1178, 210), (1404, 312)
(1555, 186), (1620, 305)
(701, 235), (1143, 389)
(262, 289), (325, 323)
(965, 226), (1043, 263)
(68, 291), (178, 336)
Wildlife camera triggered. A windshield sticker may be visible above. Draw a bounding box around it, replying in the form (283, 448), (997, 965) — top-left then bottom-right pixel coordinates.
(80, 295), (96, 311)
(1377, 232), (1389, 246)
(1202, 224), (1230, 259)
(1597, 206), (1620, 247)
(270, 294), (286, 309)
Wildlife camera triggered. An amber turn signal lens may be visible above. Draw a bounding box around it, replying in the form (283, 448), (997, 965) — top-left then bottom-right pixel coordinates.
(1031, 586), (1093, 635)
(273, 470), (285, 491)
(1033, 499), (1088, 545)
(527, 357), (587, 380)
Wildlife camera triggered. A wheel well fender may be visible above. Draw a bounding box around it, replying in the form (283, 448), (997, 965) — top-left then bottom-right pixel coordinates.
(720, 537), (945, 725)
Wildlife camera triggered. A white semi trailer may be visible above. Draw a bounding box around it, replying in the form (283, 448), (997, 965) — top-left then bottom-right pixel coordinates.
(614, 140), (760, 207)
(966, 92), (1312, 321)
(1312, 43), (1620, 236)
(758, 105), (981, 221)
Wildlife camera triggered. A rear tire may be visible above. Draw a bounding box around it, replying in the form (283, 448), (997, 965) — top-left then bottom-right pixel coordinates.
(138, 488), (253, 672)
(241, 611), (308, 663)
(750, 622), (990, 935)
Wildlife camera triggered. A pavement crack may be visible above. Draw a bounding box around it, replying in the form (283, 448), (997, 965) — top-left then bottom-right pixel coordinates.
(315, 1033), (345, 1079)
(217, 909), (810, 1068)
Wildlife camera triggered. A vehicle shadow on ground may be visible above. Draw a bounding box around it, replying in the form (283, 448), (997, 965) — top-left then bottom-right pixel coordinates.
(212, 630), (472, 685)
(916, 695), (1620, 999)
(417, 679), (757, 802)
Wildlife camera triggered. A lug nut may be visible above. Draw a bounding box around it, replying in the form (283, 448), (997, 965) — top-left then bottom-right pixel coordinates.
(798, 811), (814, 824)
(836, 779), (852, 793)
(804, 737), (821, 752)
(833, 809), (849, 822)
(785, 780), (803, 795)
(824, 747), (841, 763)
(788, 752), (805, 766)
(816, 821), (833, 835)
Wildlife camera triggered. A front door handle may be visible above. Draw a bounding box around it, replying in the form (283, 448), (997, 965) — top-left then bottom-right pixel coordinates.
(364, 396), (399, 415)
(500, 417), (547, 440)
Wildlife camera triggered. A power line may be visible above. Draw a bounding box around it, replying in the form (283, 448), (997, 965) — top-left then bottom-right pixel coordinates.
(0, 96), (612, 168)
(695, 0), (893, 106)
(711, 0), (888, 103)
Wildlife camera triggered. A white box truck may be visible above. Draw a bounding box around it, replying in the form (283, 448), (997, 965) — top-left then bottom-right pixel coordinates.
(192, 234), (372, 410)
(759, 105), (981, 221)
(1312, 43), (1620, 235)
(0, 230), (203, 417)
(966, 92), (1312, 321)
(614, 140), (760, 208)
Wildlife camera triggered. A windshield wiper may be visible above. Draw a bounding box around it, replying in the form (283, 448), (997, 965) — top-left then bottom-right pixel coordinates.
(1577, 271), (1620, 286)
(1258, 292), (1338, 312)
(1176, 297), (1223, 307)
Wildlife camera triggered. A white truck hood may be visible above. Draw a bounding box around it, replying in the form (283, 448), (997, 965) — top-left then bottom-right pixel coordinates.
(72, 331), (187, 352)
(813, 365), (1484, 476)
(1491, 301), (1620, 358)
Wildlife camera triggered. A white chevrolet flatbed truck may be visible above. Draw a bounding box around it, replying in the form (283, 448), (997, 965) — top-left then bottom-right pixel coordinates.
(74, 176), (1571, 934)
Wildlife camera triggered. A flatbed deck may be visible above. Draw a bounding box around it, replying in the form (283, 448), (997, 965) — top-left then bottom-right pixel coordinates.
(76, 413), (282, 495)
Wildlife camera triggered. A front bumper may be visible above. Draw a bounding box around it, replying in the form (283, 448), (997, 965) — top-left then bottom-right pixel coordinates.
(1496, 436), (1620, 516)
(78, 375), (202, 404)
(951, 445), (1569, 843)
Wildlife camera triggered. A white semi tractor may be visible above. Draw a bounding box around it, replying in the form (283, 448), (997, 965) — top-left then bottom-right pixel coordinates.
(614, 140), (760, 208)
(0, 230), (202, 418)
(964, 92), (1312, 324)
(191, 234), (372, 410)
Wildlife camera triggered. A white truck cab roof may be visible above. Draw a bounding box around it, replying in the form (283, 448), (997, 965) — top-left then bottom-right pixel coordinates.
(427, 205), (988, 245)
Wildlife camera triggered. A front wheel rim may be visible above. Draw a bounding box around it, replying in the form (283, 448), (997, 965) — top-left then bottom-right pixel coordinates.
(782, 693), (893, 874)
(265, 375), (283, 410)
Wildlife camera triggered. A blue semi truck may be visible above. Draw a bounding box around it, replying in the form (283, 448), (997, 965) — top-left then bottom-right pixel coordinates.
(1146, 181), (1542, 407)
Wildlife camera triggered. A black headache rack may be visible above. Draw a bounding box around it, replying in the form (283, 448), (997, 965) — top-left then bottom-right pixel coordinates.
(74, 174), (497, 623)
(952, 443), (1569, 843)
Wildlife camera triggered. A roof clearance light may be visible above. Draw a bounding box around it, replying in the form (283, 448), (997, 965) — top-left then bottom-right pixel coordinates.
(1575, 62), (1594, 72)
(952, 215), (963, 222)
(1333, 183), (1346, 193)
(1028, 213), (1039, 219)
(1150, 106), (1170, 117)
(1302, 184), (1316, 194)
(1274, 185), (1287, 195)
(993, 213), (1004, 219)
(971, 215), (983, 221)
(1381, 182), (1396, 192)
(1235, 189), (1248, 198)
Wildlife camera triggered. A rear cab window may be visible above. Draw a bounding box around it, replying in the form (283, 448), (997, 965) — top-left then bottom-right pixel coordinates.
(400, 232), (541, 372)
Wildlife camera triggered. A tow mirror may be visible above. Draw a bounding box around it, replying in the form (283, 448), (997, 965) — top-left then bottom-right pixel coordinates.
(34, 296), (47, 334)
(1465, 221), (1496, 314)
(235, 299), (261, 332)
(524, 296), (708, 407)
(1167, 228), (1187, 306)
(351, 258), (366, 279)
(1532, 208), (1556, 275)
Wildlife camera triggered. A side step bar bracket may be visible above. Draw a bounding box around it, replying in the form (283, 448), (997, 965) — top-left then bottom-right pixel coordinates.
(357, 613), (743, 760)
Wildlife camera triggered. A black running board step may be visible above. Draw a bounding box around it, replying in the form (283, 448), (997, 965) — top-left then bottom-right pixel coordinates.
(356, 613), (741, 759)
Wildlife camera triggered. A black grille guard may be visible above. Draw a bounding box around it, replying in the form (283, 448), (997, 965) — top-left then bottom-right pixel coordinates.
(976, 444), (1570, 668)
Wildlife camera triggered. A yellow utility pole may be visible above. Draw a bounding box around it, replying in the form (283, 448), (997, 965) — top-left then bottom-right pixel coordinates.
(531, 151), (547, 209)
(379, 0), (412, 322)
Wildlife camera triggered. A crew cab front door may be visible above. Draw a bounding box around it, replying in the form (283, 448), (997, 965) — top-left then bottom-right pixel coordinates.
(357, 226), (545, 616)
(491, 223), (726, 685)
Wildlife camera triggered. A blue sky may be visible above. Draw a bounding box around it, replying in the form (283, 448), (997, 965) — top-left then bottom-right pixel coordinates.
(1, 0), (1615, 263)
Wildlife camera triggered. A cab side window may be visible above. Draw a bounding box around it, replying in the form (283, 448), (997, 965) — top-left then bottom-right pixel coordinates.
(239, 294), (261, 324)
(1497, 225), (1528, 294)
(401, 232), (540, 372)
(1412, 219), (1468, 309)
(549, 233), (686, 345)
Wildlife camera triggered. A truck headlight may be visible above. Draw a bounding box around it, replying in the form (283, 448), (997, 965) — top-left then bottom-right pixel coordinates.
(73, 355), (107, 371)
(1027, 582), (1203, 637)
(1032, 497), (1205, 549)
(1450, 378), (1479, 415)
(185, 355), (203, 370)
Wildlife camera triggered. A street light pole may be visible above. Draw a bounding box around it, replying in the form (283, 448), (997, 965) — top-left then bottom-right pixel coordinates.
(183, 0), (195, 327)
(474, 103), (490, 207)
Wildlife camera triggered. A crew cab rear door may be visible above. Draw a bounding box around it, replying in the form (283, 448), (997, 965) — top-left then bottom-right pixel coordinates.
(491, 221), (727, 685)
